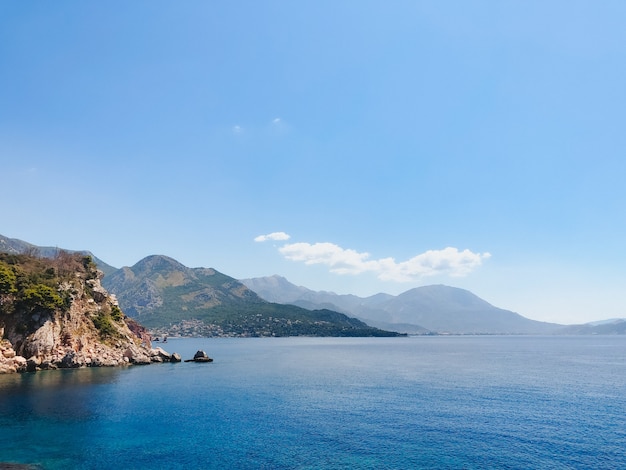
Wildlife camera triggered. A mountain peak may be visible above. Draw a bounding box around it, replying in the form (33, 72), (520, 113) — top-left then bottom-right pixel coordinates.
(398, 284), (493, 309)
(131, 255), (188, 272)
(241, 275), (312, 303)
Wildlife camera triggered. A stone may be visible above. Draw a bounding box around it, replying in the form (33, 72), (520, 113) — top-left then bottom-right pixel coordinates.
(40, 361), (57, 370)
(26, 356), (41, 372)
(133, 355), (151, 365)
(184, 350), (213, 362)
(87, 279), (109, 302)
(2, 348), (15, 359)
(128, 346), (151, 364)
(150, 347), (172, 362)
(194, 350), (208, 360)
(60, 351), (83, 368)
(21, 321), (56, 358)
(13, 356), (27, 373)
(123, 346), (150, 364)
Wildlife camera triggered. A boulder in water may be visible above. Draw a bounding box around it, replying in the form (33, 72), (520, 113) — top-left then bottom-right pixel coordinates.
(184, 350), (213, 362)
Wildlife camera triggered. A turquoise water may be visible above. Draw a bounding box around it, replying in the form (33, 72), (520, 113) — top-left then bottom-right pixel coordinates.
(1, 336), (625, 469)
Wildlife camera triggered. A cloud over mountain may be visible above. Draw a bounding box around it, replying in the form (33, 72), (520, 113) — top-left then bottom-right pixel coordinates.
(256, 233), (490, 282)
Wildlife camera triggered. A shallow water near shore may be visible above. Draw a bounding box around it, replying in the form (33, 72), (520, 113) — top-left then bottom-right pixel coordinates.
(1, 336), (625, 469)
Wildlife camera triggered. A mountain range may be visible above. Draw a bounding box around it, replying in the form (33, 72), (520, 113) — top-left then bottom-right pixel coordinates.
(241, 275), (626, 335)
(241, 275), (563, 334)
(2, 233), (625, 335)
(100, 254), (400, 337)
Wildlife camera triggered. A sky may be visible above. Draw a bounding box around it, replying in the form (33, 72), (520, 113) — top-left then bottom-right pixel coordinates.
(1, 1), (625, 325)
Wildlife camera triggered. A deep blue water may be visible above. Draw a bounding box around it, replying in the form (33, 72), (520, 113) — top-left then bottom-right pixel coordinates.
(1, 336), (625, 469)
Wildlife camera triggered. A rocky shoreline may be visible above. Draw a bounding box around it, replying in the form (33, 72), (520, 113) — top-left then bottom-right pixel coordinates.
(0, 339), (181, 374)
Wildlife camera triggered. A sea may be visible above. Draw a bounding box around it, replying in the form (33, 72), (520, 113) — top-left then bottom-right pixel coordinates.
(0, 336), (625, 469)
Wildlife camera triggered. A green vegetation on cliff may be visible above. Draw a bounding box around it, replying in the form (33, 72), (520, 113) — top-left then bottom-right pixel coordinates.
(0, 252), (93, 315)
(0, 252), (128, 341)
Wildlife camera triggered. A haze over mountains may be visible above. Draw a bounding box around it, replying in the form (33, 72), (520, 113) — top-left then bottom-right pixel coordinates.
(2, 233), (625, 335)
(241, 275), (626, 335)
(242, 275), (562, 334)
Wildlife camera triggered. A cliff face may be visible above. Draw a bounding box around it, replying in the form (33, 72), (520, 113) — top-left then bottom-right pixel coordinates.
(0, 252), (176, 374)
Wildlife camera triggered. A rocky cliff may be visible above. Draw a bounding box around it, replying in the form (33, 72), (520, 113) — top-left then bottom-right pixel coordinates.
(0, 252), (178, 374)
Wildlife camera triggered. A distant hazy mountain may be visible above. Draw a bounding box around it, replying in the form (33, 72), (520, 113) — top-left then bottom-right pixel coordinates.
(0, 234), (117, 277)
(558, 319), (626, 335)
(242, 276), (562, 334)
(376, 285), (559, 334)
(102, 255), (401, 337)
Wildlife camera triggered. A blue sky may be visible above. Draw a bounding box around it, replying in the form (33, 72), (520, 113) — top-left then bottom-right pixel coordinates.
(1, 2), (625, 324)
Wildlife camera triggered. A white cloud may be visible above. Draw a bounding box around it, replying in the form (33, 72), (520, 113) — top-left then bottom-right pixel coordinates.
(279, 242), (378, 274)
(377, 247), (491, 282)
(232, 125), (242, 134)
(254, 232), (291, 242)
(269, 117), (290, 134)
(276, 241), (490, 282)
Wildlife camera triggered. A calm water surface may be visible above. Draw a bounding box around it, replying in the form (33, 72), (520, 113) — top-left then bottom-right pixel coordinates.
(0, 336), (625, 469)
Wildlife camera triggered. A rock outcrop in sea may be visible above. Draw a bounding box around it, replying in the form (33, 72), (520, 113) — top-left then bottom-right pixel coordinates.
(184, 350), (213, 362)
(0, 252), (178, 374)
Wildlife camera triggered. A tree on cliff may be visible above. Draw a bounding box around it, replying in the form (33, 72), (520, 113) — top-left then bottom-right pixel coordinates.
(0, 262), (17, 312)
